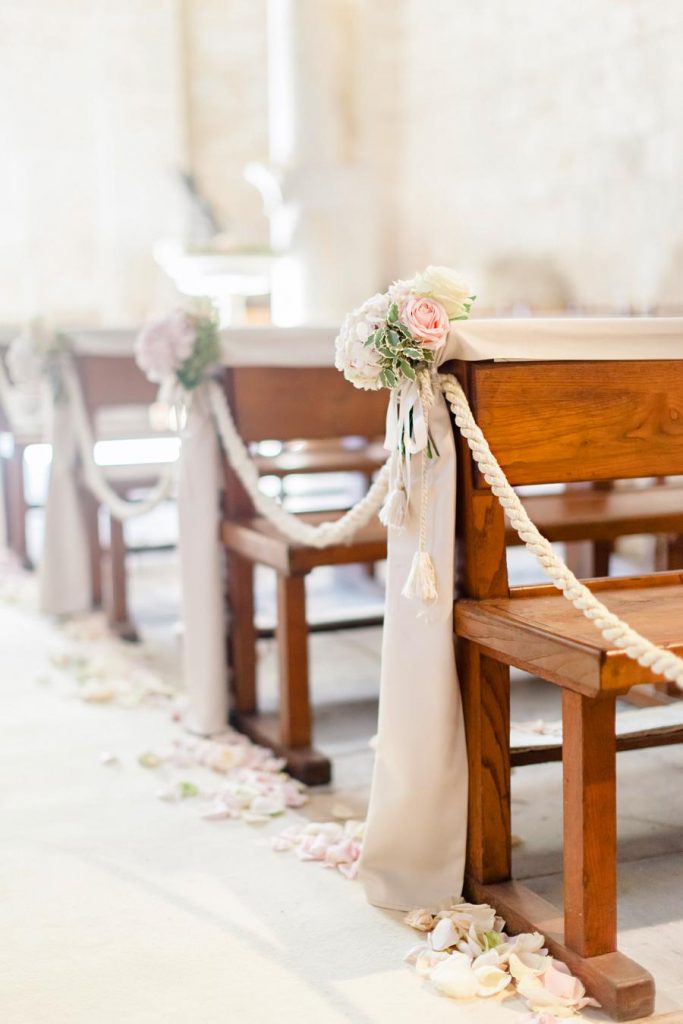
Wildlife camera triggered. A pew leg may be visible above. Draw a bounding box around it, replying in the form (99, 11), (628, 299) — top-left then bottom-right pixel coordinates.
(666, 533), (683, 570)
(5, 444), (30, 568)
(103, 513), (137, 641)
(226, 553), (257, 716)
(562, 690), (617, 958)
(459, 639), (511, 886)
(80, 487), (102, 608)
(275, 571), (330, 784)
(228, 563), (330, 785)
(464, 654), (653, 1019)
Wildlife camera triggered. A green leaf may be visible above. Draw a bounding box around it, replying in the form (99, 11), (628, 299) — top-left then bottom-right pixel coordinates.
(387, 303), (399, 324)
(399, 360), (416, 380)
(402, 348), (424, 361)
(383, 367), (397, 388)
(364, 330), (377, 347)
(387, 329), (400, 347)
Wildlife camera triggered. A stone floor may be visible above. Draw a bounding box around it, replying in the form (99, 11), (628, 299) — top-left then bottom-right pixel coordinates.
(127, 541), (683, 1017)
(3, 530), (683, 1022)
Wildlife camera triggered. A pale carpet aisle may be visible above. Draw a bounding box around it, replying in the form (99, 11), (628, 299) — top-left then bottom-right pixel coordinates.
(2, 556), (683, 1022)
(0, 583), (523, 1024)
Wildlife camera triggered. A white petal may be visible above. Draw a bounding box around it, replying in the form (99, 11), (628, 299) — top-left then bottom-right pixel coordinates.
(509, 951), (547, 980)
(474, 965), (511, 997)
(430, 917), (460, 951)
(403, 943), (428, 966)
(431, 955), (480, 999)
(415, 949), (449, 978)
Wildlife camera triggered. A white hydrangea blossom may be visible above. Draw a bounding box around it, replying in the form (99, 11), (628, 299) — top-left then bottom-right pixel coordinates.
(334, 291), (390, 390)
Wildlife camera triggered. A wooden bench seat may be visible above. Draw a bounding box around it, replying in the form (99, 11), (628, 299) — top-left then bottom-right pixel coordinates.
(506, 485), (683, 546)
(457, 572), (683, 695)
(252, 442), (387, 479)
(221, 510), (387, 575)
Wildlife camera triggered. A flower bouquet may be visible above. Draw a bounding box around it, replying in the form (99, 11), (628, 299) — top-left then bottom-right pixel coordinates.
(134, 301), (220, 391)
(335, 266), (475, 395)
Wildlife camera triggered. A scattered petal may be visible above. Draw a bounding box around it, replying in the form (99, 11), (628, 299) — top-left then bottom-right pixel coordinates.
(474, 964), (511, 997)
(403, 943), (428, 966)
(431, 953), (480, 998)
(430, 917), (461, 951)
(404, 908), (436, 932)
(415, 949), (450, 978)
(138, 751), (162, 769)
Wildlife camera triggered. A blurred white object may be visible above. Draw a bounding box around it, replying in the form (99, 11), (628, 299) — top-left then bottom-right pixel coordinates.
(154, 240), (275, 326)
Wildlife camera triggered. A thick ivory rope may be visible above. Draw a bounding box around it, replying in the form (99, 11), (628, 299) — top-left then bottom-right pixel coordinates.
(441, 373), (683, 689)
(206, 378), (390, 547)
(61, 359), (176, 521)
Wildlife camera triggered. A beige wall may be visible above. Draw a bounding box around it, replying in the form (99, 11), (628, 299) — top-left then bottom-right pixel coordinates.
(0, 0), (269, 324)
(3, 1), (683, 322)
(394, 1), (683, 311)
(0, 1), (187, 323)
(181, 0), (269, 249)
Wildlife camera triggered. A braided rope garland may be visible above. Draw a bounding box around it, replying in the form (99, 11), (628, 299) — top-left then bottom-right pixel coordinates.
(440, 372), (683, 689)
(206, 378), (391, 548)
(62, 359), (176, 522)
(48, 357), (391, 535)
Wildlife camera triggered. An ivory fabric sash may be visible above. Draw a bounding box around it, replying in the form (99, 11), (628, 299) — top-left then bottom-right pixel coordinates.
(177, 394), (228, 735)
(40, 398), (92, 615)
(359, 390), (468, 911)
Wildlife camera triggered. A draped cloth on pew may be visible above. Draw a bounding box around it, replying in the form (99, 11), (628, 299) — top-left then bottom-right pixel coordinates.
(181, 327), (343, 733)
(40, 397), (92, 615)
(359, 317), (683, 912)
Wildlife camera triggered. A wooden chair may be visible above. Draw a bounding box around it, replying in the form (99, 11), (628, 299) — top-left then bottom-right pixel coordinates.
(75, 352), (173, 640)
(220, 366), (388, 785)
(450, 357), (683, 1021)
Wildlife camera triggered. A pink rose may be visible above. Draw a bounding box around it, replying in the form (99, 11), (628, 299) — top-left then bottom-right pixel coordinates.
(134, 310), (196, 383)
(399, 296), (449, 350)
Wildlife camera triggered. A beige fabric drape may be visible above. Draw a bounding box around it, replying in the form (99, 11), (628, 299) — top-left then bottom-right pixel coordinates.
(177, 394), (229, 735)
(39, 398), (92, 616)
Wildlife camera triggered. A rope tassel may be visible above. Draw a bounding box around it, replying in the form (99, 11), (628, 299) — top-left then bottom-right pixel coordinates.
(401, 550), (438, 605)
(379, 480), (407, 529)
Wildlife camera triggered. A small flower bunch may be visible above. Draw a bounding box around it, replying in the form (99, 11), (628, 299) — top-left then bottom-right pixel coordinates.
(135, 301), (220, 390)
(404, 900), (599, 1014)
(7, 318), (70, 404)
(335, 266), (475, 392)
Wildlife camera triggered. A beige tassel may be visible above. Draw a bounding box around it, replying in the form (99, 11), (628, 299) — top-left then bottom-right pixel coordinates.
(379, 482), (407, 529)
(401, 550), (438, 604)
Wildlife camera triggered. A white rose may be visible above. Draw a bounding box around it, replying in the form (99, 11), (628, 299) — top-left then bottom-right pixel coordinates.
(411, 266), (473, 319)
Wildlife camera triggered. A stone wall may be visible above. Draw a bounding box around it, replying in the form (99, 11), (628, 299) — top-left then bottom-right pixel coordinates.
(3, 1), (683, 321)
(394, 0), (683, 311)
